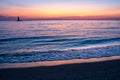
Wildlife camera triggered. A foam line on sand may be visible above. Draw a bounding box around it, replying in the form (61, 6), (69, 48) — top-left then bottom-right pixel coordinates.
(0, 56), (120, 69)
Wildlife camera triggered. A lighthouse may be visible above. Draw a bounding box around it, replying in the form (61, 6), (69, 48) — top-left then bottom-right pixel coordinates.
(17, 17), (21, 21)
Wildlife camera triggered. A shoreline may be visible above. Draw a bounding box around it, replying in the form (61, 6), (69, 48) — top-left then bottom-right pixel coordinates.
(0, 56), (120, 69)
(0, 56), (120, 80)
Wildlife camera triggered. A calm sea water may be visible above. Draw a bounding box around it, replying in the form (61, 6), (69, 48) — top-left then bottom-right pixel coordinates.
(0, 20), (120, 63)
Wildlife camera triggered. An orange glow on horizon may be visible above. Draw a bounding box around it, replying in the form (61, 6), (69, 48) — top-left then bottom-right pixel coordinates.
(3, 9), (120, 19)
(1, 2), (120, 19)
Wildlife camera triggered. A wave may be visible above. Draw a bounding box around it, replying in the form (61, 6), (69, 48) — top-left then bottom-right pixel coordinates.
(100, 26), (120, 29)
(54, 37), (120, 47)
(70, 37), (120, 45)
(0, 36), (67, 42)
(0, 36), (120, 44)
(0, 45), (120, 63)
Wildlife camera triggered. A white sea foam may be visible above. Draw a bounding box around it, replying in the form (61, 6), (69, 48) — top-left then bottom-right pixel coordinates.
(0, 45), (120, 63)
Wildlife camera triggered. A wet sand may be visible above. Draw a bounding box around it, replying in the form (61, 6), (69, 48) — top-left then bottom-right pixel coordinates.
(0, 56), (120, 80)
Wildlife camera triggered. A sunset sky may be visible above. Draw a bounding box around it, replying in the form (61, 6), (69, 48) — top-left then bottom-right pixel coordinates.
(0, 0), (120, 19)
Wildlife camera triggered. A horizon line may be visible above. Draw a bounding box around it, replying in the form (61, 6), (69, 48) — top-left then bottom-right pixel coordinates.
(0, 15), (120, 21)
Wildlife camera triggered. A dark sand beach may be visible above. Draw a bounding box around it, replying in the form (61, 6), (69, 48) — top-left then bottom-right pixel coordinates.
(0, 57), (120, 80)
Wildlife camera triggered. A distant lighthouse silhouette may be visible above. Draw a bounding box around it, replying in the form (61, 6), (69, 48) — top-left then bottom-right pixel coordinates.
(17, 17), (21, 21)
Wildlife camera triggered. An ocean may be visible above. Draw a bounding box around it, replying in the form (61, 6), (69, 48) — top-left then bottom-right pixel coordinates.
(0, 20), (120, 63)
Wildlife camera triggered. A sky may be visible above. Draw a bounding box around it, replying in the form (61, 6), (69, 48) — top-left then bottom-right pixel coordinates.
(0, 0), (120, 19)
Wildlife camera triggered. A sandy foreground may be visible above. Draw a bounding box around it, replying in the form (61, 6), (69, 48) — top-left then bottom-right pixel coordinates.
(0, 56), (120, 80)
